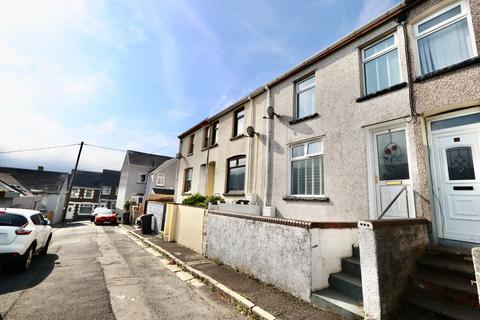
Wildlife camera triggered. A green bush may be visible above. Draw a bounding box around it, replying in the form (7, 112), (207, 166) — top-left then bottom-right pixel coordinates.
(182, 193), (225, 207)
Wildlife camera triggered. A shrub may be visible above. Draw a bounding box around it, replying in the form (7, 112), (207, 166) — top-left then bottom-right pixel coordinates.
(182, 193), (225, 207)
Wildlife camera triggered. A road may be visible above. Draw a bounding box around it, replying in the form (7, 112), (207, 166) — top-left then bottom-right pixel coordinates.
(0, 222), (247, 320)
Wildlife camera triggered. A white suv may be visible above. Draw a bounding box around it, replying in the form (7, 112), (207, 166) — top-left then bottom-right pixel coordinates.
(0, 208), (52, 272)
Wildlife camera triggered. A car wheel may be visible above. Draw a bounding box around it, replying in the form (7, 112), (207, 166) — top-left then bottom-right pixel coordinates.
(39, 235), (52, 256)
(19, 245), (34, 272)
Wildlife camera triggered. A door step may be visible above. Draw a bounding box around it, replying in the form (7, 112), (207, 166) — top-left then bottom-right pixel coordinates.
(311, 289), (363, 320)
(311, 245), (363, 319)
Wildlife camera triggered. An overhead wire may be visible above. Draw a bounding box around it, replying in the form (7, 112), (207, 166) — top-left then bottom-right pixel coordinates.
(0, 143), (80, 154)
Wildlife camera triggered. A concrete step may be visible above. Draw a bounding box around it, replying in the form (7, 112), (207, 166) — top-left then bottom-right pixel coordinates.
(341, 257), (361, 278)
(410, 270), (479, 308)
(329, 272), (362, 301)
(427, 245), (473, 262)
(311, 288), (363, 320)
(402, 290), (480, 320)
(352, 245), (360, 259)
(418, 254), (475, 278)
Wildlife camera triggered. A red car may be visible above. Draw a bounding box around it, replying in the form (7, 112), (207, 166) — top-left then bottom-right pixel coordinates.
(94, 209), (118, 225)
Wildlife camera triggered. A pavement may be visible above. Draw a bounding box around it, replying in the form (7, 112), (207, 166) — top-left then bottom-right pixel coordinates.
(123, 225), (340, 320)
(0, 221), (249, 320)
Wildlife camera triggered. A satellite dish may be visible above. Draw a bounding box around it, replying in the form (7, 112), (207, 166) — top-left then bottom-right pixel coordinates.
(266, 106), (279, 119)
(176, 153), (182, 159)
(246, 126), (257, 137)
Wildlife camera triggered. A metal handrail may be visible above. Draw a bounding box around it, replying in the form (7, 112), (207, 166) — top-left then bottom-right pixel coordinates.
(378, 185), (408, 220)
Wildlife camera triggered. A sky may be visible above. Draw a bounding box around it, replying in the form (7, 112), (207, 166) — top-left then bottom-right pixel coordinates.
(0, 0), (399, 173)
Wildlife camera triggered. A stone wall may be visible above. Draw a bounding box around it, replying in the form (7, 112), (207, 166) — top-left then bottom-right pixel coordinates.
(473, 247), (480, 305)
(358, 219), (429, 320)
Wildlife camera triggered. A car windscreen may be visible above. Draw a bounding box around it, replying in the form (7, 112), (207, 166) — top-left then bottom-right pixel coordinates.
(97, 212), (114, 216)
(0, 213), (28, 227)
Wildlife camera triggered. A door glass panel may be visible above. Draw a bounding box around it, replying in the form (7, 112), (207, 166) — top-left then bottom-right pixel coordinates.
(376, 130), (410, 181)
(431, 113), (480, 131)
(446, 147), (476, 180)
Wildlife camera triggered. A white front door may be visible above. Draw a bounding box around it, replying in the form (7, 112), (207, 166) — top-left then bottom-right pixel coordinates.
(431, 125), (480, 243)
(372, 127), (414, 218)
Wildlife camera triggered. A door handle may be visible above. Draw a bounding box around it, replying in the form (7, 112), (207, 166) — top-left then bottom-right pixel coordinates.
(453, 186), (474, 191)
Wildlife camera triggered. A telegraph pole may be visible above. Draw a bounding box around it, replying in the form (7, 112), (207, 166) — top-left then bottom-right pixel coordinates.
(61, 141), (84, 223)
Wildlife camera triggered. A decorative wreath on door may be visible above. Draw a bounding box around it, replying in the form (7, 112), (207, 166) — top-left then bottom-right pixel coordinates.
(383, 143), (401, 163)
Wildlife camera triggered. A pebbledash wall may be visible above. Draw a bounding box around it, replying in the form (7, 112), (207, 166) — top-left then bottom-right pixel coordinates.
(204, 211), (357, 301)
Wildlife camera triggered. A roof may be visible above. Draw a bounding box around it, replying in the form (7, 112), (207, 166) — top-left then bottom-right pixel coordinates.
(0, 172), (31, 195)
(127, 150), (172, 168)
(100, 169), (120, 186)
(0, 167), (68, 194)
(149, 158), (177, 174)
(71, 170), (102, 189)
(178, 0), (418, 139)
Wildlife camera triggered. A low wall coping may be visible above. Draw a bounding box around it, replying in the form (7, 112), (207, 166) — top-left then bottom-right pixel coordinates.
(358, 218), (430, 230)
(208, 210), (358, 229)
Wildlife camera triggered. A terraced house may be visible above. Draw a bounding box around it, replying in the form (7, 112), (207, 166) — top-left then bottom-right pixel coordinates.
(175, 0), (480, 318)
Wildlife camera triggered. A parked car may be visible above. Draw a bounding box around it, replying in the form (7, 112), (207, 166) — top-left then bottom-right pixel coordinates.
(91, 207), (117, 222)
(0, 208), (52, 272)
(94, 209), (118, 225)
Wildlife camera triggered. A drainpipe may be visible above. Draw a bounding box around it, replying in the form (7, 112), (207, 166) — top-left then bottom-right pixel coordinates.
(397, 13), (419, 117)
(263, 86), (271, 207)
(246, 96), (254, 195)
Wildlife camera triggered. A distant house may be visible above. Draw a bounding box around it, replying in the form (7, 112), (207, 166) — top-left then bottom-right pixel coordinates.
(99, 169), (121, 209)
(0, 167), (69, 223)
(145, 159), (177, 200)
(115, 150), (172, 214)
(66, 170), (102, 220)
(0, 172), (26, 208)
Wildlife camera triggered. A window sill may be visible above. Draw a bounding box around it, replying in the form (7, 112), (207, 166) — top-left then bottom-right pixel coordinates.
(289, 112), (319, 125)
(283, 195), (330, 202)
(181, 192), (192, 196)
(230, 134), (245, 141)
(356, 82), (407, 103)
(186, 153), (193, 157)
(414, 56), (480, 83)
(223, 191), (245, 196)
(201, 143), (218, 151)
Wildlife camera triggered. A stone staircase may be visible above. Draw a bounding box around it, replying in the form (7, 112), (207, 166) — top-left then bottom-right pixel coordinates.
(311, 245), (363, 319)
(396, 245), (480, 320)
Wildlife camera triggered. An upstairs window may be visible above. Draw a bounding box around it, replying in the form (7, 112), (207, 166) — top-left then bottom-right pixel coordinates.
(183, 168), (193, 193)
(156, 174), (165, 186)
(414, 1), (476, 75)
(226, 156), (246, 193)
(295, 75), (316, 119)
(289, 140), (324, 196)
(233, 107), (245, 137)
(188, 134), (195, 155)
(84, 189), (94, 199)
(102, 186), (111, 195)
(211, 121), (219, 145)
(362, 34), (401, 95)
(70, 188), (80, 198)
(203, 126), (210, 148)
(138, 174), (146, 183)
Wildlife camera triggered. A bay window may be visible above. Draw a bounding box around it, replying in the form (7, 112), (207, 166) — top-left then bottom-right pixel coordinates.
(290, 140), (324, 196)
(414, 0), (476, 75)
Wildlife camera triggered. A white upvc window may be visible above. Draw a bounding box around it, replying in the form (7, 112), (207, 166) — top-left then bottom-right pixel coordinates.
(362, 34), (401, 95)
(156, 174), (165, 186)
(414, 0), (476, 76)
(102, 186), (111, 195)
(84, 189), (94, 199)
(70, 188), (80, 198)
(289, 140), (324, 196)
(295, 75), (316, 119)
(138, 174), (147, 183)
